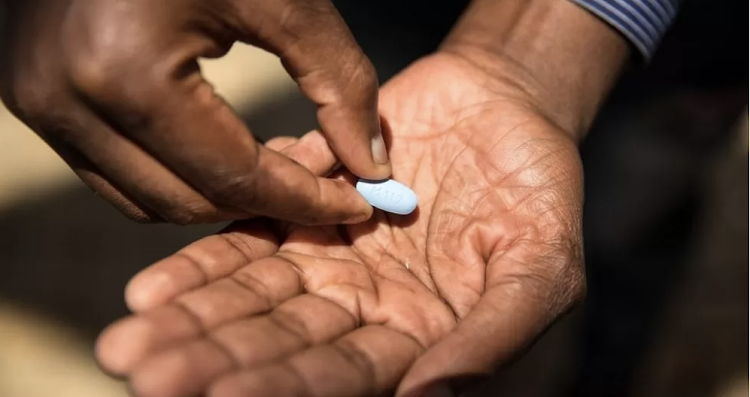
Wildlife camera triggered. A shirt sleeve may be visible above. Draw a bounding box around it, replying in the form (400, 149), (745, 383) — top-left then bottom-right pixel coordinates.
(568, 0), (681, 60)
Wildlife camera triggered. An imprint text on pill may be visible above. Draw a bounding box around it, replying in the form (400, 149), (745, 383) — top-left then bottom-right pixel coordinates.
(355, 178), (418, 215)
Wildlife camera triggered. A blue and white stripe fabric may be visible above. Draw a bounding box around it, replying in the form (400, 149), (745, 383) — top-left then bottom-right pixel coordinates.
(570, 0), (681, 60)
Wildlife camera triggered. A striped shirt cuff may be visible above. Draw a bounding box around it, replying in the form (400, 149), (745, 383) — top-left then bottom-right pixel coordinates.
(569, 0), (680, 60)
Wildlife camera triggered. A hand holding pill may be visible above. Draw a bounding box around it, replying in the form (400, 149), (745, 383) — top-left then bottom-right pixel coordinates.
(0, 0), (388, 226)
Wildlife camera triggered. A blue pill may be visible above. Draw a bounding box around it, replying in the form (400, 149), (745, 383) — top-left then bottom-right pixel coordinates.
(356, 178), (418, 215)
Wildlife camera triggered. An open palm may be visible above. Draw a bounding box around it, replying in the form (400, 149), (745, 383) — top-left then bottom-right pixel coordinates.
(97, 53), (586, 397)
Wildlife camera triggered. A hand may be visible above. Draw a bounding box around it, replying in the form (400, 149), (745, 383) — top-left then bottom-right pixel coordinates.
(96, 52), (586, 397)
(0, 0), (389, 225)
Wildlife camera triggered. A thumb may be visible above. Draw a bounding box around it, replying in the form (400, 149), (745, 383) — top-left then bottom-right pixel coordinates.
(227, 0), (391, 180)
(396, 249), (585, 397)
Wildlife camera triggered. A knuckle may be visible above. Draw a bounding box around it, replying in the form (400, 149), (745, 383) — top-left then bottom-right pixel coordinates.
(2, 79), (57, 124)
(278, 0), (334, 34)
(122, 211), (159, 224)
(354, 56), (378, 92)
(86, 181), (164, 223)
(160, 207), (199, 226)
(66, 48), (171, 131)
(202, 173), (260, 210)
(64, 33), (171, 111)
(304, 52), (376, 107)
(158, 200), (234, 225)
(116, 204), (162, 224)
(0, 51), (61, 125)
(68, 53), (164, 102)
(276, 2), (377, 108)
(62, 9), (130, 95)
(282, 179), (325, 225)
(340, 52), (378, 106)
(67, 54), (120, 97)
(295, 214), (322, 227)
(64, 31), (128, 96)
(219, 233), (258, 262)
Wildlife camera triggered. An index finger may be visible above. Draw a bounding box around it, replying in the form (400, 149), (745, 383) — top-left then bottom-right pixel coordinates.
(231, 0), (392, 180)
(209, 326), (424, 397)
(125, 219), (281, 312)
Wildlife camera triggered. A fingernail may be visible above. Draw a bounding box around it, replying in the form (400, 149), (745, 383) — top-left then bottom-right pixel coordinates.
(371, 132), (389, 164)
(421, 383), (455, 397)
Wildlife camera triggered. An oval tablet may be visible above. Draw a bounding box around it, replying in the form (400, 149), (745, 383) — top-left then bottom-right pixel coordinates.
(356, 178), (418, 215)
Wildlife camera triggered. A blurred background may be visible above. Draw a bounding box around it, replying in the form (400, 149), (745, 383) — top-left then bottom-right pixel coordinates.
(0, 0), (746, 396)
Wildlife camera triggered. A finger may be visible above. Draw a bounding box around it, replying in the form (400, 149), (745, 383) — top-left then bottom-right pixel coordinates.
(39, 105), (249, 224)
(125, 219), (280, 312)
(75, 79), (371, 224)
(172, 257), (302, 329)
(396, 248), (584, 396)
(247, 147), (373, 224)
(209, 326), (424, 397)
(277, 130), (340, 176)
(59, 105), (345, 225)
(230, 0), (391, 179)
(396, 289), (546, 396)
(94, 84), (370, 224)
(98, 256), (302, 375)
(265, 136), (299, 152)
(51, 142), (160, 222)
(129, 294), (357, 397)
(63, 4), (372, 226)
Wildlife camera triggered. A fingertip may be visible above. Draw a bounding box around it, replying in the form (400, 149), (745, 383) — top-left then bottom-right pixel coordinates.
(339, 180), (374, 224)
(336, 131), (392, 180)
(297, 178), (373, 226)
(358, 162), (393, 181)
(370, 129), (390, 165)
(130, 340), (233, 397)
(316, 98), (390, 181)
(339, 144), (392, 181)
(330, 137), (392, 181)
(96, 317), (153, 375)
(125, 268), (175, 312)
(125, 275), (153, 313)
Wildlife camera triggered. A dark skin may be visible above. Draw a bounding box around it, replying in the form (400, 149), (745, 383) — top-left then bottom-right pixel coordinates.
(0, 0), (390, 225)
(93, 1), (632, 396)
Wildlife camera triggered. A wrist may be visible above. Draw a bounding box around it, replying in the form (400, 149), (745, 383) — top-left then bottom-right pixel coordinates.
(439, 0), (630, 142)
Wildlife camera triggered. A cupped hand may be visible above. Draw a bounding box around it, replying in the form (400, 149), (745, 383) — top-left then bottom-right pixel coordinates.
(0, 0), (389, 225)
(97, 52), (586, 397)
